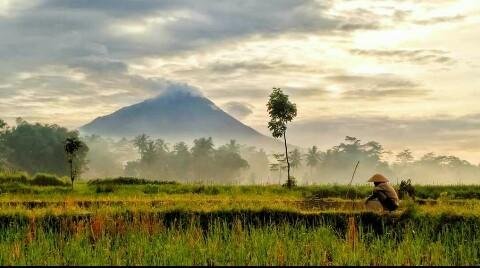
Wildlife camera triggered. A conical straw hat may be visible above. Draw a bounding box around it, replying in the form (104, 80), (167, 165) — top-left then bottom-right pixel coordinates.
(368, 174), (389, 183)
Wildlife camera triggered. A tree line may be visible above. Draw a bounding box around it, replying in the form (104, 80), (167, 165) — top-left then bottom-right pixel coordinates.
(2, 118), (479, 185)
(124, 135), (249, 183)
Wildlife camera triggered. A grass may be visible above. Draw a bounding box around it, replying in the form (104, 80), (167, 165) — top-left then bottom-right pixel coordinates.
(0, 211), (478, 265)
(1, 177), (480, 265)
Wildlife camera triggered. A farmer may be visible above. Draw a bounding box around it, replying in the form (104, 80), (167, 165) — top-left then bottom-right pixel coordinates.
(365, 174), (400, 212)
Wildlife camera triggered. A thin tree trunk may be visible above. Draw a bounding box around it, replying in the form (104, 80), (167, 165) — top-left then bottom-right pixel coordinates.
(69, 159), (74, 189)
(283, 132), (291, 187)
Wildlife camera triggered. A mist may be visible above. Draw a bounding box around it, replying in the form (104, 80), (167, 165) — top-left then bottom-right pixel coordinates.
(82, 134), (480, 185)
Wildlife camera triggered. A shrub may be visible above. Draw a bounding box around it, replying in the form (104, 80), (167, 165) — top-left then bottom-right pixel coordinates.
(282, 176), (297, 188)
(192, 185), (221, 195)
(398, 179), (416, 200)
(0, 172), (28, 184)
(88, 177), (178, 186)
(96, 185), (115, 194)
(30, 173), (68, 186)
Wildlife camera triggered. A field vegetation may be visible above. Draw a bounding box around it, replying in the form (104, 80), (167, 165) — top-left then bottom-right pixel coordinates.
(0, 175), (479, 265)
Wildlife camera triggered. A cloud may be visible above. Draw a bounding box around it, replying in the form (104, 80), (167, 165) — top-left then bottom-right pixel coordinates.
(222, 101), (254, 119)
(342, 89), (430, 100)
(326, 74), (419, 88)
(350, 49), (456, 65)
(324, 74), (430, 100)
(413, 14), (466, 25)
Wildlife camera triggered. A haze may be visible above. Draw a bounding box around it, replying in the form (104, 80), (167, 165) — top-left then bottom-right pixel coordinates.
(0, 0), (479, 163)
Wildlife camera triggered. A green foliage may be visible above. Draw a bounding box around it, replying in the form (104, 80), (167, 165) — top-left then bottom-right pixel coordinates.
(30, 173), (68, 186)
(267, 88), (297, 188)
(143, 185), (161, 194)
(0, 182), (35, 194)
(0, 211), (479, 265)
(95, 185), (115, 194)
(1, 119), (88, 176)
(88, 177), (178, 186)
(398, 179), (416, 200)
(266, 88), (297, 139)
(65, 136), (89, 187)
(0, 172), (28, 184)
(192, 185), (221, 195)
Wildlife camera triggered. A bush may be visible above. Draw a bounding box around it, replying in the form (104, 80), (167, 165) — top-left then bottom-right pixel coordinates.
(398, 179), (416, 200)
(88, 177), (178, 186)
(0, 172), (28, 184)
(30, 173), (68, 186)
(96, 185), (115, 194)
(192, 185), (221, 195)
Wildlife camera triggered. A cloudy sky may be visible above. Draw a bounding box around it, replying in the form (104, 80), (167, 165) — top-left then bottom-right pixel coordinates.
(1, 0), (479, 163)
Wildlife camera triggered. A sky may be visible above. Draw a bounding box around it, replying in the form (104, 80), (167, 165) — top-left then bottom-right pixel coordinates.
(0, 0), (479, 163)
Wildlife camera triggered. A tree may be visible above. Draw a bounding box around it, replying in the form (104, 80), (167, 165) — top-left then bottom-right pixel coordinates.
(134, 134), (150, 159)
(214, 141), (249, 183)
(171, 142), (192, 181)
(191, 137), (215, 181)
(289, 148), (302, 170)
(3, 119), (87, 176)
(305, 146), (321, 179)
(266, 87), (297, 188)
(0, 119), (8, 170)
(65, 136), (88, 188)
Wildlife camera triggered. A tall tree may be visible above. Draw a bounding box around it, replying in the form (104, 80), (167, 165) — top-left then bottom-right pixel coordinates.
(191, 137), (215, 181)
(289, 148), (302, 170)
(65, 136), (88, 188)
(305, 146), (321, 179)
(133, 134), (149, 158)
(0, 119), (8, 170)
(266, 88), (297, 187)
(215, 141), (249, 183)
(171, 142), (192, 181)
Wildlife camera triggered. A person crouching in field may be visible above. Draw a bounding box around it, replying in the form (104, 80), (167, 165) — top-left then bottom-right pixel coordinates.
(365, 174), (400, 212)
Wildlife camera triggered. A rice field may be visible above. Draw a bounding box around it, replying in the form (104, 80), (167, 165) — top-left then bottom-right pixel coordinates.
(0, 181), (480, 265)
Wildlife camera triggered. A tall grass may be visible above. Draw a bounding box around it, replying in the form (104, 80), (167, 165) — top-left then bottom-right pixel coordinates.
(0, 214), (478, 265)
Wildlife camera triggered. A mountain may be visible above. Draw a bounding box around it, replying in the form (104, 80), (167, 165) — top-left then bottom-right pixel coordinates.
(80, 89), (280, 149)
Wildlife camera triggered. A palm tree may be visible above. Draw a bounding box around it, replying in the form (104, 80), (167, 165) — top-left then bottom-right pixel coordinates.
(65, 137), (85, 188)
(305, 146), (321, 181)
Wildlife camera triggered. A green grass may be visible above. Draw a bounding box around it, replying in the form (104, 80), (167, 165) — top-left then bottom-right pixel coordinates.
(0, 211), (478, 265)
(1, 176), (480, 265)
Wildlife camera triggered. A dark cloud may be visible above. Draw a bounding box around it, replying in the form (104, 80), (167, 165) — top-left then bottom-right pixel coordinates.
(350, 49), (456, 65)
(222, 101), (254, 119)
(336, 22), (380, 31)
